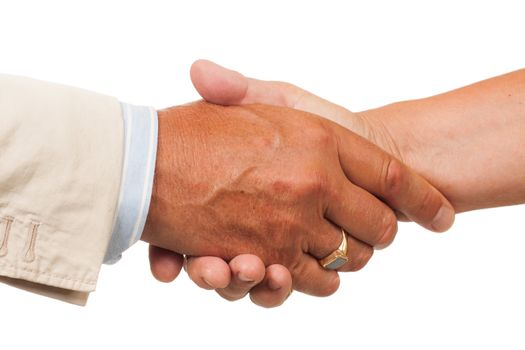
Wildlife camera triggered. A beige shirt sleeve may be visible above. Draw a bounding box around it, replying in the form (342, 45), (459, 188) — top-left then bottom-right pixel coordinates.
(0, 74), (123, 305)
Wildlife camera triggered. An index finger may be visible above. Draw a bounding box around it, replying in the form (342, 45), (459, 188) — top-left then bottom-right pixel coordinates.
(329, 122), (455, 232)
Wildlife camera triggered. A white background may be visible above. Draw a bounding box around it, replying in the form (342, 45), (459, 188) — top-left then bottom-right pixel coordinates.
(1, 1), (525, 349)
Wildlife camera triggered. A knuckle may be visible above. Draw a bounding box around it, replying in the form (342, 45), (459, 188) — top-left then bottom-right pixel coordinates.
(381, 157), (406, 197)
(349, 247), (374, 272)
(316, 274), (341, 297)
(374, 211), (398, 248)
(416, 188), (442, 222)
(290, 261), (340, 297)
(289, 258), (305, 278)
(278, 82), (303, 107)
(310, 124), (333, 147)
(291, 170), (328, 199)
(303, 176), (324, 196)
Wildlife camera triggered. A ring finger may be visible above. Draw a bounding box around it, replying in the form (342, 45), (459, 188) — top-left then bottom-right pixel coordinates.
(308, 221), (374, 273)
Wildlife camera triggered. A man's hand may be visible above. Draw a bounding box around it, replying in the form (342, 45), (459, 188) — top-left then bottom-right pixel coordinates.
(142, 100), (453, 296)
(171, 60), (525, 308)
(148, 245), (293, 307)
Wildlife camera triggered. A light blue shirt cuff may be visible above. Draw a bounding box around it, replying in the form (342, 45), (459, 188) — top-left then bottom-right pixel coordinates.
(104, 103), (158, 264)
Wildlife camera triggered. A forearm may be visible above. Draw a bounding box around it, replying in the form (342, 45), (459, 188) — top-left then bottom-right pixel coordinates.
(359, 69), (525, 212)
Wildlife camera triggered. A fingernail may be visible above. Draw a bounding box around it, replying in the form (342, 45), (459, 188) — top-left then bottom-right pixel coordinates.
(431, 205), (455, 232)
(237, 273), (254, 283)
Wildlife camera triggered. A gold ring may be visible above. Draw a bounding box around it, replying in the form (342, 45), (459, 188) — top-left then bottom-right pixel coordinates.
(319, 228), (349, 270)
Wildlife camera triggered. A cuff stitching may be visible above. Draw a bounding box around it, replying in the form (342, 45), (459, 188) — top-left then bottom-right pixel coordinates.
(0, 261), (96, 290)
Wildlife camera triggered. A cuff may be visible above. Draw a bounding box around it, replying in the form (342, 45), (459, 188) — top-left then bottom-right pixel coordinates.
(104, 103), (158, 264)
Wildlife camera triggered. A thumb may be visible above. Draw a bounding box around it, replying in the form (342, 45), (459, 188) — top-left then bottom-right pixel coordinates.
(189, 59), (365, 134)
(190, 59), (249, 105)
(190, 59), (304, 107)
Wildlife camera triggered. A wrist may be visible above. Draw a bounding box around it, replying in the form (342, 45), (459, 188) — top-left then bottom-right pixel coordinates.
(357, 100), (473, 209)
(357, 96), (517, 212)
(142, 103), (212, 254)
(141, 107), (184, 248)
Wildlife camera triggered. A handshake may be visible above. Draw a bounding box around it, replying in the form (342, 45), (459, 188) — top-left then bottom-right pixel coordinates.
(1, 60), (521, 307)
(140, 60), (525, 307)
(141, 59), (459, 307)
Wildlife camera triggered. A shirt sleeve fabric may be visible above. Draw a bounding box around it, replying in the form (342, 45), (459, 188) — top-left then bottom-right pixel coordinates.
(0, 74), (124, 305)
